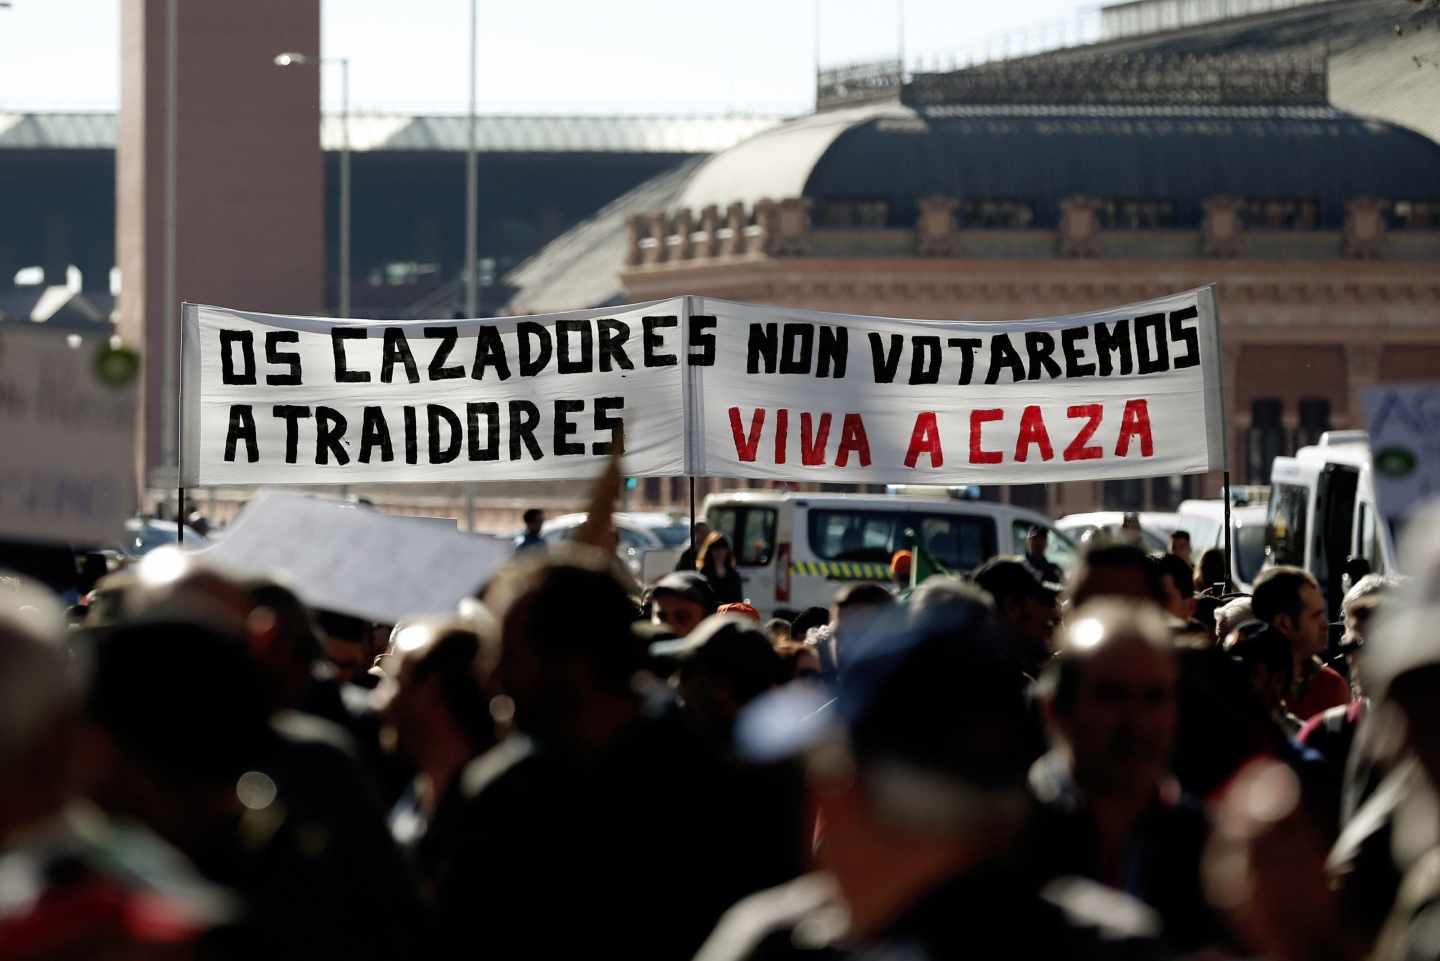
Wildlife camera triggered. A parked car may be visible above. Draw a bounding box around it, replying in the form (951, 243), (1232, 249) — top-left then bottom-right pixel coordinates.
(1054, 511), (1171, 554)
(702, 489), (1077, 619)
(534, 511), (690, 576)
(122, 517), (211, 557)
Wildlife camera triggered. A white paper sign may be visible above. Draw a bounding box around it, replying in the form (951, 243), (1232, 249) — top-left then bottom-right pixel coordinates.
(0, 326), (138, 546)
(198, 491), (510, 622)
(1364, 383), (1440, 525)
(692, 288), (1226, 486)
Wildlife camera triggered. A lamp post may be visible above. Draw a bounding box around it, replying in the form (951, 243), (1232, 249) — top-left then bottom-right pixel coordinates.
(465, 0), (479, 319)
(275, 52), (350, 318)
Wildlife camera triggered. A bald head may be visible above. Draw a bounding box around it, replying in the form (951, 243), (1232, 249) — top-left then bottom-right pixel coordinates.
(1041, 601), (1177, 795)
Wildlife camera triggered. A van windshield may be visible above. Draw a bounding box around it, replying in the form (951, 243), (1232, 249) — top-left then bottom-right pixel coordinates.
(1266, 483), (1309, 568)
(707, 506), (776, 566)
(1236, 523), (1266, 584)
(808, 509), (995, 573)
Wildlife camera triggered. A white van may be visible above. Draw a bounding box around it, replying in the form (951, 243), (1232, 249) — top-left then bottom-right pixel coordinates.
(1176, 495), (1269, 592)
(701, 489), (1078, 619)
(1266, 431), (1399, 617)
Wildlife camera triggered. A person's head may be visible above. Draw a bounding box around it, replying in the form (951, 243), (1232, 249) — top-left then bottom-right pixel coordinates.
(1342, 573), (1394, 617)
(1224, 623), (1294, 715)
(889, 550), (913, 590)
(1025, 525), (1049, 560)
(1251, 566), (1327, 659)
(736, 599), (1032, 936)
(774, 640), (822, 681)
(1168, 530), (1192, 564)
(522, 508), (544, 535)
(1195, 547), (1227, 593)
(830, 582), (894, 663)
(1119, 512), (1143, 546)
(314, 608), (377, 684)
(243, 579), (322, 710)
(1069, 544), (1165, 609)
(0, 579), (83, 840)
(84, 617), (273, 850)
(1214, 596), (1257, 643)
(717, 601), (761, 622)
(1155, 553), (1197, 622)
(972, 558), (1058, 670)
(488, 546), (643, 754)
(377, 619), (498, 767)
(1038, 601), (1178, 797)
(764, 617), (791, 645)
(651, 614), (784, 737)
(649, 571), (715, 637)
(690, 521), (710, 545)
(695, 532), (735, 576)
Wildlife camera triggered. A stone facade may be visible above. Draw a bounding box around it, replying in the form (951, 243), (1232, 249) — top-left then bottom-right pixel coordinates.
(616, 192), (1440, 516)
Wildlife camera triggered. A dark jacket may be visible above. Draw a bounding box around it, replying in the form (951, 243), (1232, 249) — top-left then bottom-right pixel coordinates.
(704, 567), (745, 605)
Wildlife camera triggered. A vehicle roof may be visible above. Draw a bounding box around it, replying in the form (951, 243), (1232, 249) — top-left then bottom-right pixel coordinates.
(542, 511), (686, 528)
(1056, 511), (1175, 529)
(703, 490), (1053, 525)
(1178, 499), (1268, 522)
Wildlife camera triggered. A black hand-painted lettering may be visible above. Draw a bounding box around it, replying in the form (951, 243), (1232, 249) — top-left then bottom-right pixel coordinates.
(593, 396), (624, 455)
(359, 406), (394, 462)
(869, 333), (903, 384)
(224, 405), (259, 462)
(1094, 320), (1133, 377)
(597, 319), (635, 372)
(220, 330), (257, 385)
(381, 328), (420, 384)
(1061, 326), (1096, 378)
(985, 334), (1026, 385)
(688, 315), (717, 367)
(1025, 331), (1062, 380)
(1134, 313), (1169, 375)
(909, 335), (941, 385)
(428, 405), (462, 463)
(747, 323), (777, 374)
(264, 331), (301, 385)
(331, 328), (370, 382)
(517, 322), (553, 377)
(780, 324), (814, 375)
(1169, 306), (1201, 369)
(467, 402), (500, 461)
(642, 316), (678, 367)
(817, 325), (847, 378)
(553, 399), (585, 456)
(470, 326), (512, 381)
(424, 326), (464, 379)
(556, 320), (594, 375)
(272, 405), (312, 464)
(947, 338), (982, 385)
(315, 407), (350, 465)
(509, 401), (543, 460)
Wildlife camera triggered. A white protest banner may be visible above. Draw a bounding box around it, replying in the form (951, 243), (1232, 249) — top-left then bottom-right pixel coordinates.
(181, 300), (689, 485)
(0, 325), (139, 545)
(692, 288), (1226, 486)
(182, 287), (1225, 488)
(1364, 383), (1440, 526)
(199, 491), (509, 622)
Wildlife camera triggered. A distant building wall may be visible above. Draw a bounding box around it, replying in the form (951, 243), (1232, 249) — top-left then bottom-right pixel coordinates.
(118, 0), (324, 483)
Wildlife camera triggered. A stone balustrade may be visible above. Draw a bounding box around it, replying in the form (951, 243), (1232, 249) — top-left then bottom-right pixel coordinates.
(623, 192), (1426, 268)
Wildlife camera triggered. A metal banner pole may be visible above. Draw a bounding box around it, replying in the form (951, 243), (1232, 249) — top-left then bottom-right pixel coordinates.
(689, 477), (697, 541)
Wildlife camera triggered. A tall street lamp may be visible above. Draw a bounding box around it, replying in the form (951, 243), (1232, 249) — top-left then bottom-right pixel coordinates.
(275, 51), (351, 318)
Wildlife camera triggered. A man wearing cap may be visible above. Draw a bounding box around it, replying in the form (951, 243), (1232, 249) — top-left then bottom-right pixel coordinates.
(650, 613), (785, 745)
(973, 557), (1060, 679)
(650, 571), (716, 637)
(694, 600), (1163, 961)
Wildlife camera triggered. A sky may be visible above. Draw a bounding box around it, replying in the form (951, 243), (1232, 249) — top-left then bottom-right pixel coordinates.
(0, 0), (1093, 116)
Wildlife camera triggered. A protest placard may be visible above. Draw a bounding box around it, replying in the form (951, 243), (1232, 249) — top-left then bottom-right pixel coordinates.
(182, 287), (1226, 487)
(198, 491), (510, 622)
(1364, 383), (1440, 527)
(0, 325), (139, 546)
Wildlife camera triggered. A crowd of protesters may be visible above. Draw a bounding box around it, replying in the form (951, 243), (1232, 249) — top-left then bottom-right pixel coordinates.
(3, 498), (1439, 961)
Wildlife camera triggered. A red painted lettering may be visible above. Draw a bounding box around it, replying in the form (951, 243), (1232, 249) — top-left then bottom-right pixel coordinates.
(904, 412), (944, 468)
(1063, 404), (1103, 461)
(774, 408), (788, 465)
(1115, 398), (1154, 457)
(1014, 405), (1053, 462)
(729, 407), (765, 462)
(801, 412), (832, 466)
(835, 414), (871, 467)
(969, 409), (1004, 464)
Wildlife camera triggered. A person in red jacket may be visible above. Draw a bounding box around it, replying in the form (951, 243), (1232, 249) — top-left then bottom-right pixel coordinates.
(1252, 566), (1349, 721)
